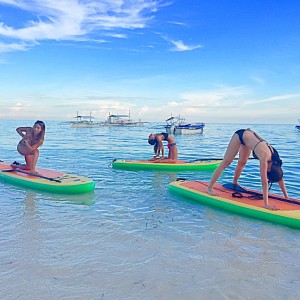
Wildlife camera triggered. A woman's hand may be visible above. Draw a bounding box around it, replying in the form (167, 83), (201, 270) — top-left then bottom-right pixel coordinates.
(23, 140), (33, 151)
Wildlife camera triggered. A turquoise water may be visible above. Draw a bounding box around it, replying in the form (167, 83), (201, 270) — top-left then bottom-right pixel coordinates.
(1, 121), (300, 299)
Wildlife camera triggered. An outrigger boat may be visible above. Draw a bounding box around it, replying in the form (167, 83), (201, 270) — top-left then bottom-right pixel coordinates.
(165, 115), (205, 135)
(295, 119), (300, 131)
(101, 111), (147, 127)
(71, 112), (101, 128)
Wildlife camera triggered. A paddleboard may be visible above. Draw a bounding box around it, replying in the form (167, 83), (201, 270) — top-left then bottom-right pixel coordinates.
(112, 159), (221, 171)
(0, 161), (95, 194)
(169, 179), (300, 229)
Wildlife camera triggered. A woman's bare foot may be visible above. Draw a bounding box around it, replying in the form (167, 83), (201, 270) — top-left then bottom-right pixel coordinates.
(148, 156), (160, 161)
(11, 161), (20, 168)
(206, 187), (218, 196)
(11, 162), (31, 170)
(233, 182), (242, 188)
(265, 204), (278, 211)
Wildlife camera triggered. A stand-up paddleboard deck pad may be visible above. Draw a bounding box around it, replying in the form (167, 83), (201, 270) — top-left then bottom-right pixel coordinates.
(169, 180), (300, 229)
(0, 162), (95, 194)
(112, 159), (221, 171)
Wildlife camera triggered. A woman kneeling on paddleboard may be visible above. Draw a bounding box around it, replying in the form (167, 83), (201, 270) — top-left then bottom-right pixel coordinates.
(148, 133), (178, 163)
(11, 120), (46, 174)
(206, 129), (288, 210)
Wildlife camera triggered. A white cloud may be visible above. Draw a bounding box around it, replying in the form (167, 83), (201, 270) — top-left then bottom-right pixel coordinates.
(242, 93), (300, 107)
(11, 102), (28, 111)
(169, 39), (202, 52)
(0, 0), (168, 50)
(249, 75), (265, 86)
(0, 0), (20, 5)
(0, 41), (34, 53)
(163, 87), (300, 123)
(103, 33), (127, 39)
(160, 35), (203, 52)
(180, 86), (249, 108)
(167, 21), (188, 26)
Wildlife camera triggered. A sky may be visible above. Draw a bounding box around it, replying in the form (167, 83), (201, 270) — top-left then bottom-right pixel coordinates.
(0, 0), (300, 124)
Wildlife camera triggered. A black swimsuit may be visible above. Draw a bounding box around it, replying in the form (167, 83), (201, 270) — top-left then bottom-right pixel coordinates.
(235, 129), (281, 164)
(235, 129), (263, 157)
(251, 132), (265, 158)
(235, 129), (247, 145)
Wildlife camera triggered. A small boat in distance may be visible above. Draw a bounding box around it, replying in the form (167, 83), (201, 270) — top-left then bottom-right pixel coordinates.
(296, 119), (300, 131)
(101, 111), (147, 127)
(165, 115), (205, 135)
(71, 112), (102, 128)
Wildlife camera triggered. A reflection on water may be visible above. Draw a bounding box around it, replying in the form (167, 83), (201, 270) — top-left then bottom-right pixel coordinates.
(45, 192), (96, 206)
(0, 121), (300, 299)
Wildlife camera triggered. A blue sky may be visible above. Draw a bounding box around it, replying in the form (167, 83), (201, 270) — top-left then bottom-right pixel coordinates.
(0, 0), (300, 124)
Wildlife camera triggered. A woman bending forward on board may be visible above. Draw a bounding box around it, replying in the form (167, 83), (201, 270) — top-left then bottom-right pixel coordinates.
(11, 120), (46, 174)
(206, 129), (288, 210)
(148, 133), (178, 163)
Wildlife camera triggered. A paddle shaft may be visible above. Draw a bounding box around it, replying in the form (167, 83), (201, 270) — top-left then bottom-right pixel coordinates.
(190, 157), (256, 162)
(3, 169), (61, 183)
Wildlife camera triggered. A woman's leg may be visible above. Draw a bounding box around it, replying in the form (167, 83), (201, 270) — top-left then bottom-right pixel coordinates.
(206, 133), (241, 195)
(19, 155), (32, 170)
(233, 145), (251, 184)
(168, 145), (178, 162)
(29, 149), (39, 173)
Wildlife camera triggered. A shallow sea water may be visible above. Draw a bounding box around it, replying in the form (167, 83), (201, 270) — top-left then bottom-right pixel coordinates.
(0, 120), (300, 299)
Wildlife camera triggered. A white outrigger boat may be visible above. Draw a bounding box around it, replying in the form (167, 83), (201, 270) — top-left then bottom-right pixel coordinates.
(165, 115), (205, 135)
(71, 112), (102, 128)
(70, 111), (148, 128)
(296, 119), (300, 131)
(101, 111), (147, 127)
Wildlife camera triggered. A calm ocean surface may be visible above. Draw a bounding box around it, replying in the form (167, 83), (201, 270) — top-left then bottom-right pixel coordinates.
(1, 120), (300, 300)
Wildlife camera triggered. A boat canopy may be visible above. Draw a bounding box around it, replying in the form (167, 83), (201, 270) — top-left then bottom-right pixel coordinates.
(109, 114), (130, 118)
(74, 115), (96, 119)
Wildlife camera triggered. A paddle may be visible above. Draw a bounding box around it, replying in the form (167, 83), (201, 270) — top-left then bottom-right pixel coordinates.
(222, 183), (300, 206)
(189, 157), (256, 163)
(2, 169), (62, 183)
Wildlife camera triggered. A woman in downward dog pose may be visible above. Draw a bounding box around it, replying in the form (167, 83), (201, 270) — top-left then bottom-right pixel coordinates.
(206, 129), (288, 210)
(148, 133), (178, 163)
(11, 120), (46, 174)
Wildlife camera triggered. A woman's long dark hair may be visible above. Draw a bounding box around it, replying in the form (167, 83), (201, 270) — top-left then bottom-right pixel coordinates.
(32, 120), (46, 145)
(267, 163), (283, 183)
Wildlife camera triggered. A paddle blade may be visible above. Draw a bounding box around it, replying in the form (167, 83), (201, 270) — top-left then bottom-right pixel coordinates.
(222, 183), (247, 192)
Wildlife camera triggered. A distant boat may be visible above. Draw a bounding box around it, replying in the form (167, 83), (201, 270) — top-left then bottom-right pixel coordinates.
(71, 112), (102, 128)
(101, 111), (147, 127)
(296, 119), (300, 131)
(165, 115), (205, 135)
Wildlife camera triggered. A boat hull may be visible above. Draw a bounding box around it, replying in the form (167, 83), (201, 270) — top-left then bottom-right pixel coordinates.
(165, 122), (205, 135)
(166, 126), (204, 135)
(71, 122), (101, 128)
